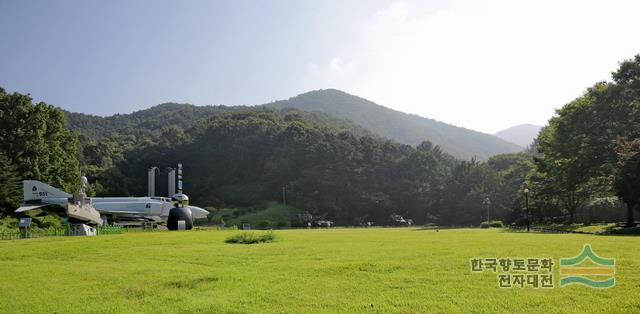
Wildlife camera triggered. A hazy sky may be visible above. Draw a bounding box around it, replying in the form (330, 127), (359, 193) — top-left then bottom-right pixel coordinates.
(1, 0), (639, 134)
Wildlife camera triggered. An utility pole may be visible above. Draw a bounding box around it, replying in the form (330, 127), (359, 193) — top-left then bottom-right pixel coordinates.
(483, 197), (491, 223)
(524, 188), (530, 232)
(282, 185), (286, 207)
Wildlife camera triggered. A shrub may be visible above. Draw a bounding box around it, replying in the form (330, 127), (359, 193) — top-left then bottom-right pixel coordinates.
(480, 220), (504, 228)
(225, 232), (277, 244)
(96, 225), (124, 235)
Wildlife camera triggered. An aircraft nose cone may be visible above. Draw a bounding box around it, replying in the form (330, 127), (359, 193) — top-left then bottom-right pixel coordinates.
(188, 206), (209, 219)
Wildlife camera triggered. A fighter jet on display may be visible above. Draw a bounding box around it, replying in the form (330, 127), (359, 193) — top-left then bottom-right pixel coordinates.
(15, 164), (208, 229)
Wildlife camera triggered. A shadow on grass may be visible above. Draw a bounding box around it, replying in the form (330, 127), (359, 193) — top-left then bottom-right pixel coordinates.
(404, 223), (640, 236)
(601, 224), (640, 236)
(165, 276), (220, 289)
(502, 223), (640, 236)
(499, 228), (586, 235)
(411, 226), (471, 231)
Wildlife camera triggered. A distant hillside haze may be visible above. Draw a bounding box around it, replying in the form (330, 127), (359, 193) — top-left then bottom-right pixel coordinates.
(266, 89), (523, 160)
(494, 124), (543, 148)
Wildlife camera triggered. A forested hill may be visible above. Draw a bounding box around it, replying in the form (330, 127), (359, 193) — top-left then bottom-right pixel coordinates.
(67, 89), (523, 160)
(65, 103), (374, 140)
(64, 103), (378, 181)
(265, 89), (523, 160)
(64, 103), (222, 139)
(105, 110), (463, 225)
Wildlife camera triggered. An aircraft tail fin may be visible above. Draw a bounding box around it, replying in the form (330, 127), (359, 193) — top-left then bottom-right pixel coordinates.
(23, 180), (71, 201)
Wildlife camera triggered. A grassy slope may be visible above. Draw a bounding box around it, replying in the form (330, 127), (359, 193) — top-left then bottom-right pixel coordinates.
(1, 229), (639, 313)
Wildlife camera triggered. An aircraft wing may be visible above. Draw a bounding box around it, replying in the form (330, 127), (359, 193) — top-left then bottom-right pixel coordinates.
(15, 203), (48, 213)
(95, 210), (148, 215)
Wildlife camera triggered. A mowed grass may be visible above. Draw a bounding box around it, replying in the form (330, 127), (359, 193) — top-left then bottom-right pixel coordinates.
(1, 228), (639, 313)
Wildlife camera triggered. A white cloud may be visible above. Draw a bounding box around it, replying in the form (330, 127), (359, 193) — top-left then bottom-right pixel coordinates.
(302, 0), (640, 133)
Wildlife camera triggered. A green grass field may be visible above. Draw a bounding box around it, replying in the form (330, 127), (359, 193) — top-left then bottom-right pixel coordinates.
(1, 228), (639, 313)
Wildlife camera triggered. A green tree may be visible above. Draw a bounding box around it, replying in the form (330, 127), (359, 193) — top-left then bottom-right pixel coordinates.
(0, 88), (80, 192)
(530, 54), (640, 223)
(614, 138), (640, 226)
(487, 153), (532, 222)
(0, 152), (21, 213)
(437, 159), (499, 225)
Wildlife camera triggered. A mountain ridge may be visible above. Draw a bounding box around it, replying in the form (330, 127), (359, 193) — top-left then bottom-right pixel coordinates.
(265, 89), (523, 160)
(494, 124), (542, 148)
(66, 89), (524, 160)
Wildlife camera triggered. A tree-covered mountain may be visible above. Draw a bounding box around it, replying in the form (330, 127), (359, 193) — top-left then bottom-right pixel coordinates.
(265, 89), (523, 160)
(65, 103), (375, 179)
(59, 92), (536, 225)
(494, 124), (542, 148)
(66, 102), (373, 141)
(61, 102), (527, 226)
(108, 109), (458, 225)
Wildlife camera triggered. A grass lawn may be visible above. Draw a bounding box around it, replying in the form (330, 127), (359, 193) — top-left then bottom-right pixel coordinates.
(1, 228), (639, 313)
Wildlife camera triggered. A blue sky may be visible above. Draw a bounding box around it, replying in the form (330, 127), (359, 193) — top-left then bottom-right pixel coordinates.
(2, 0), (640, 133)
(0, 1), (386, 110)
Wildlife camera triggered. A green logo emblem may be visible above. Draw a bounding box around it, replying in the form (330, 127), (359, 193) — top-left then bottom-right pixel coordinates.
(559, 244), (615, 288)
